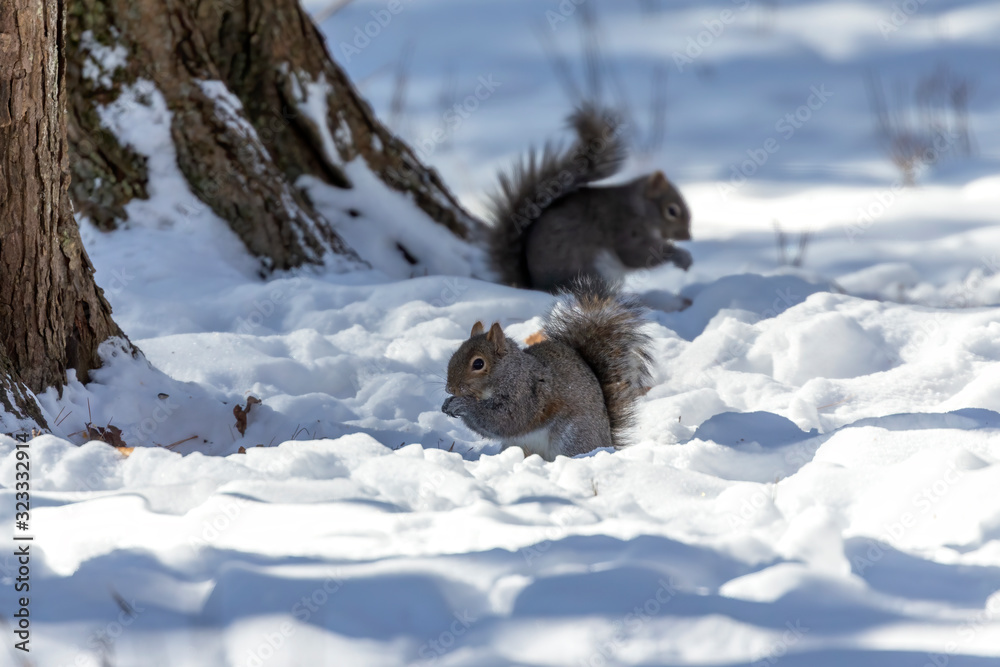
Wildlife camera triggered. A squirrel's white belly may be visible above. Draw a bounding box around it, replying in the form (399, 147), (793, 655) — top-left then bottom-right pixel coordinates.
(502, 426), (561, 461)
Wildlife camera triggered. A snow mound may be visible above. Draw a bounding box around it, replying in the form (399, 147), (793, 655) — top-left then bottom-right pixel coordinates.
(3, 408), (1000, 665)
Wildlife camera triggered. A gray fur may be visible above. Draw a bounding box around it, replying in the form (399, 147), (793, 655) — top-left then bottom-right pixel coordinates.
(543, 277), (652, 443)
(443, 336), (611, 458)
(487, 104), (628, 288)
(487, 105), (692, 292)
(441, 279), (651, 460)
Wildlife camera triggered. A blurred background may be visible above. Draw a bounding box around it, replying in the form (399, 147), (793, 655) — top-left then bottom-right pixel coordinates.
(307, 0), (1000, 305)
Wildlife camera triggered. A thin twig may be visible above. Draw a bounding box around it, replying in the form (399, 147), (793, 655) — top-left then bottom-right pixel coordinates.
(645, 62), (669, 156)
(56, 409), (73, 427)
(163, 435), (198, 449)
(579, 3), (604, 104)
(817, 396), (855, 411)
(388, 41), (414, 132)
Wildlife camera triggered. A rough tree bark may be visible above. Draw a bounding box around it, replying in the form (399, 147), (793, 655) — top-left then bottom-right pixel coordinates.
(1, 0), (128, 427)
(67, 0), (481, 272)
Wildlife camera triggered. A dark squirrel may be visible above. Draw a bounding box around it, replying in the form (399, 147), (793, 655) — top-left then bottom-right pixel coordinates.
(487, 105), (692, 292)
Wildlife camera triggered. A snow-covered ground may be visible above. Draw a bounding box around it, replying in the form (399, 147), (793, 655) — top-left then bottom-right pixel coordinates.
(3, 0), (1000, 665)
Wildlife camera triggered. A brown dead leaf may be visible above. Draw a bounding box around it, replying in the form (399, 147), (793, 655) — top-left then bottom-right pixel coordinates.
(233, 396), (261, 436)
(237, 446), (247, 454)
(118, 447), (135, 457)
(86, 423), (128, 448)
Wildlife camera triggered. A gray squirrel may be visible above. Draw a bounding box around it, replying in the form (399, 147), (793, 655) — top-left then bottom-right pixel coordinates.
(487, 104), (692, 292)
(441, 278), (651, 460)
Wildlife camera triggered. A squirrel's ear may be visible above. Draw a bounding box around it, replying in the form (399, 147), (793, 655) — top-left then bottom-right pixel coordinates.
(645, 170), (669, 198)
(470, 321), (485, 337)
(486, 322), (506, 354)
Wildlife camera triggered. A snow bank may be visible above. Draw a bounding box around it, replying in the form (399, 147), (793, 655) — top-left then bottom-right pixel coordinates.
(3, 405), (999, 665)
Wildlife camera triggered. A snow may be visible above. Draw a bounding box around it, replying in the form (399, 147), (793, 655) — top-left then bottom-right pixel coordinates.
(3, 0), (1000, 665)
(290, 68), (488, 277)
(79, 29), (128, 88)
(197, 79), (275, 166)
(302, 163), (486, 279)
(291, 72), (343, 168)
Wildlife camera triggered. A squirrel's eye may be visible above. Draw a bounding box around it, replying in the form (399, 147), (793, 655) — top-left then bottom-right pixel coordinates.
(472, 358), (485, 371)
(665, 203), (682, 221)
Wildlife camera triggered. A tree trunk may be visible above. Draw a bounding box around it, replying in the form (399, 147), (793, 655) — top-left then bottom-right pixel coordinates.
(66, 0), (481, 272)
(1, 0), (128, 428)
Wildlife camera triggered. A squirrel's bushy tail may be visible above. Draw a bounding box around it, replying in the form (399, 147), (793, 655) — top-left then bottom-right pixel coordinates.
(487, 105), (627, 287)
(543, 277), (652, 447)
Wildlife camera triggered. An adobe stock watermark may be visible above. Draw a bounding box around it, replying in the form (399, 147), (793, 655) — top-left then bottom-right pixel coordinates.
(718, 84), (833, 201)
(520, 505), (591, 566)
(673, 0), (752, 72)
(695, 285), (805, 387)
(243, 574), (345, 667)
(431, 277), (469, 310)
(415, 610), (478, 664)
(851, 463), (964, 575)
(845, 128), (960, 243)
(354, 277), (469, 393)
(354, 355), (392, 393)
(348, 312), (387, 394)
(949, 254), (1000, 308)
(750, 620), (810, 666)
(629, 241), (695, 289)
(179, 103), (300, 223)
(877, 0), (929, 39)
(387, 103), (560, 196)
(507, 120), (628, 235)
(579, 577), (680, 667)
(545, 0), (589, 30)
(186, 496), (248, 551)
(120, 395), (180, 446)
(233, 276), (305, 335)
(102, 266), (135, 296)
(922, 591), (1000, 667)
(412, 76), (502, 162)
(337, 0), (414, 63)
(412, 464), (452, 502)
(723, 443), (815, 529)
(57, 594), (146, 667)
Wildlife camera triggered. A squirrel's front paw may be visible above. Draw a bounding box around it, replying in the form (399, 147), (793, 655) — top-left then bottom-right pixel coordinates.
(442, 396), (463, 418)
(670, 246), (693, 271)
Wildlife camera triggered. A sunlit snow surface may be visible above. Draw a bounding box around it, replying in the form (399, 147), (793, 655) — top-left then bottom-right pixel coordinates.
(2, 0), (1000, 665)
